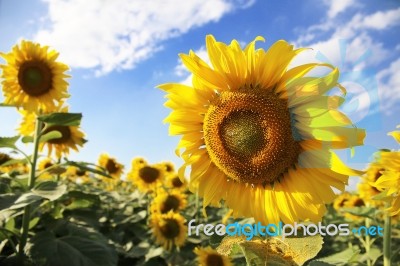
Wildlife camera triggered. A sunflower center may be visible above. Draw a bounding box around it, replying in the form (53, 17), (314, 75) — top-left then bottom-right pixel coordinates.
(105, 159), (118, 174)
(206, 254), (224, 266)
(161, 195), (180, 213)
(18, 61), (52, 96)
(172, 176), (183, 188)
(339, 199), (348, 207)
(44, 162), (53, 169)
(204, 89), (301, 184)
(139, 166), (159, 183)
(160, 219), (180, 239)
(221, 111), (265, 158)
(76, 169), (86, 176)
(353, 198), (365, 207)
(0, 153), (12, 165)
(43, 125), (71, 144)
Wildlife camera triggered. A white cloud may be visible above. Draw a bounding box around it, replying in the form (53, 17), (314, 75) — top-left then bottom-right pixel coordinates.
(376, 58), (400, 114)
(33, 0), (254, 76)
(324, 0), (359, 18)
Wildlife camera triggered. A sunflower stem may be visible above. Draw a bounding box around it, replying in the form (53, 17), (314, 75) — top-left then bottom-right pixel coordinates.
(364, 217), (372, 266)
(383, 205), (392, 266)
(18, 116), (43, 258)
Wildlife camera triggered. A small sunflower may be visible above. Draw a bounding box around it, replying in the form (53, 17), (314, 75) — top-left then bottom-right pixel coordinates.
(150, 211), (186, 251)
(194, 246), (232, 266)
(0, 153), (29, 175)
(333, 192), (352, 211)
(127, 162), (164, 193)
(160, 35), (365, 224)
(18, 107), (86, 159)
(0, 40), (69, 112)
(151, 189), (187, 214)
(358, 164), (384, 206)
(165, 173), (188, 191)
(64, 166), (91, 184)
(98, 153), (124, 180)
(334, 193), (365, 221)
(161, 161), (175, 174)
(37, 157), (55, 180)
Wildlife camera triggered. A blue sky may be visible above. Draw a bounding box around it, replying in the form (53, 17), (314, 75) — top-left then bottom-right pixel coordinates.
(0, 0), (399, 188)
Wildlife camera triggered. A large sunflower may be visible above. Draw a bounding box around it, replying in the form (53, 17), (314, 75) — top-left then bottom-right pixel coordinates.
(150, 211), (186, 251)
(0, 40), (69, 112)
(18, 107), (86, 159)
(159, 35), (365, 224)
(194, 246), (232, 266)
(151, 189), (187, 214)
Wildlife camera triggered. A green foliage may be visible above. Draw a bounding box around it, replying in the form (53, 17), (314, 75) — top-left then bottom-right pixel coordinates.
(38, 113), (82, 126)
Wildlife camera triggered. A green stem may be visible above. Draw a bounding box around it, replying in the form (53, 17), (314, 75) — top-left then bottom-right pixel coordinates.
(365, 217), (372, 266)
(383, 206), (392, 266)
(18, 117), (43, 258)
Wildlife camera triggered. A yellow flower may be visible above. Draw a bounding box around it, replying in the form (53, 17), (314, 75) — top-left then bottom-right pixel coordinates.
(64, 166), (91, 184)
(358, 164), (385, 206)
(127, 162), (164, 193)
(151, 189), (187, 214)
(37, 157), (55, 180)
(0, 40), (69, 112)
(0, 153), (28, 174)
(161, 161), (175, 174)
(18, 107), (86, 159)
(334, 193), (365, 221)
(370, 130), (400, 216)
(194, 246), (232, 266)
(165, 173), (188, 191)
(333, 192), (352, 211)
(159, 35), (365, 224)
(150, 211), (186, 251)
(98, 153), (124, 180)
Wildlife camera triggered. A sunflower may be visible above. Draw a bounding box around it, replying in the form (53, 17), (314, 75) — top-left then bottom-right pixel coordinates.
(0, 153), (29, 175)
(37, 157), (55, 180)
(165, 173), (188, 191)
(127, 162), (164, 193)
(98, 153), (124, 180)
(0, 40), (69, 112)
(18, 107), (86, 159)
(358, 164), (384, 206)
(150, 211), (186, 251)
(161, 161), (175, 174)
(151, 189), (187, 214)
(159, 35), (365, 224)
(194, 246), (232, 266)
(333, 192), (352, 211)
(64, 166), (91, 184)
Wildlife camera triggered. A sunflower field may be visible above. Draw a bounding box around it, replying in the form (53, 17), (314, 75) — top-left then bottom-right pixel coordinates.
(0, 36), (399, 266)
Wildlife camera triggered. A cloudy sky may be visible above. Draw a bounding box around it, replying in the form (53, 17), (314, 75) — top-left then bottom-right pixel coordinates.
(0, 0), (399, 187)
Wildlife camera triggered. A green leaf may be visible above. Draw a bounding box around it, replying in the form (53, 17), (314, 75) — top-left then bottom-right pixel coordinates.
(0, 136), (20, 149)
(341, 207), (377, 219)
(38, 113), (82, 126)
(309, 247), (360, 266)
(65, 160), (112, 178)
(145, 247), (163, 262)
(0, 158), (29, 167)
(39, 131), (62, 143)
(32, 181), (67, 201)
(29, 217), (40, 230)
(28, 231), (118, 266)
(65, 191), (100, 210)
(21, 136), (34, 143)
(10, 193), (42, 209)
